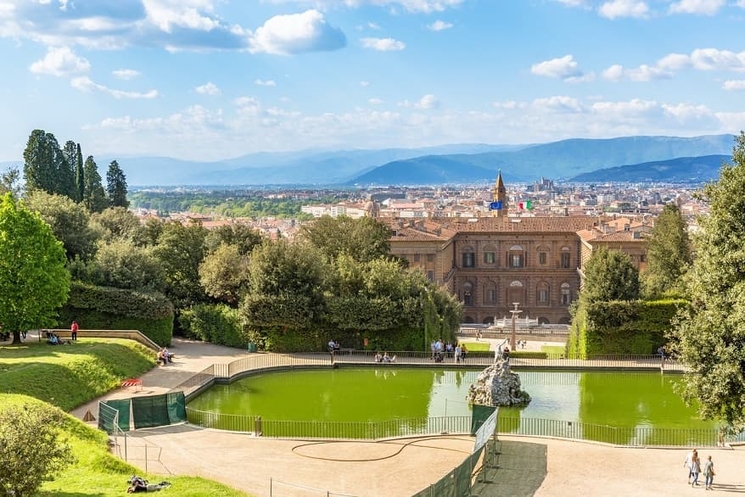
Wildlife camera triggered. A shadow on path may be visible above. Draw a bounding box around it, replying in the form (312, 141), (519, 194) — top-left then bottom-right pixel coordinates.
(472, 440), (547, 497)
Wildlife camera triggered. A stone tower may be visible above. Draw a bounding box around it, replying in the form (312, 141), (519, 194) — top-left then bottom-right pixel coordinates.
(492, 169), (508, 218)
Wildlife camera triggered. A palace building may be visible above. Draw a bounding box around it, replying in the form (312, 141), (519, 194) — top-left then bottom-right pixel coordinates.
(386, 172), (648, 325)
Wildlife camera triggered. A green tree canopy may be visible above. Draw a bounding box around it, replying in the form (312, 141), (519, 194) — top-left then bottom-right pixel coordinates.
(82, 156), (107, 213)
(205, 223), (263, 255)
(60, 140), (79, 200)
(90, 206), (143, 242)
(581, 247), (640, 304)
(105, 160), (129, 208)
(299, 215), (391, 263)
(75, 143), (84, 202)
(199, 243), (250, 305)
(88, 239), (166, 292)
(671, 131), (745, 429)
(152, 220), (208, 308)
(0, 193), (70, 343)
(23, 190), (99, 261)
(643, 203), (692, 298)
(22, 129), (68, 197)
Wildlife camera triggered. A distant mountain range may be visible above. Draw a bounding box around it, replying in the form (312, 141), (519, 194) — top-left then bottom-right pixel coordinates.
(0, 134), (735, 186)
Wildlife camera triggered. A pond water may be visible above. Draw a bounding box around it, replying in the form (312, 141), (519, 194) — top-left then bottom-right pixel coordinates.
(188, 368), (715, 432)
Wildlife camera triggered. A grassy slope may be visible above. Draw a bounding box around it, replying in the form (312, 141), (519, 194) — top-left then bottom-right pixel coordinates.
(459, 341), (490, 352)
(0, 341), (250, 497)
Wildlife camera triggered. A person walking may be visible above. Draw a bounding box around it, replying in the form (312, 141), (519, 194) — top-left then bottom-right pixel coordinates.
(702, 455), (715, 490)
(683, 448), (696, 483)
(690, 450), (701, 487)
(70, 320), (79, 341)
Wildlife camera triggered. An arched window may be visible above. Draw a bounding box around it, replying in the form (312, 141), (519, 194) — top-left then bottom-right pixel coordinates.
(462, 246), (475, 268)
(537, 245), (550, 266)
(560, 246), (571, 268)
(538, 317), (550, 325)
(463, 316), (475, 324)
(483, 244), (497, 265)
(536, 281), (550, 306)
(508, 245), (525, 268)
(561, 282), (571, 305)
(508, 280), (525, 305)
(463, 281), (474, 306)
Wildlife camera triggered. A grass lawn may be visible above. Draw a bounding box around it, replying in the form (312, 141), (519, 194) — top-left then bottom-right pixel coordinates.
(541, 345), (566, 358)
(0, 340), (251, 496)
(459, 341), (490, 351)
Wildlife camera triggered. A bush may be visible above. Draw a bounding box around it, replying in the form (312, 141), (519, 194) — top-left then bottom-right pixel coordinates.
(0, 403), (75, 497)
(178, 304), (246, 348)
(60, 281), (174, 345)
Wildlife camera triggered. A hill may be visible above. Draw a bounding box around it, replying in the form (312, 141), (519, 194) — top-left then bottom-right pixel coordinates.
(570, 155), (730, 183)
(350, 134), (734, 185)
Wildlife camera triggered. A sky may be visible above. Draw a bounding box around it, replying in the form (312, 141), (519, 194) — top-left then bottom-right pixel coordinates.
(1, 0), (745, 162)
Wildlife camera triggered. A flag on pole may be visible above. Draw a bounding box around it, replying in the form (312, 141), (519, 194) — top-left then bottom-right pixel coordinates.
(488, 201), (503, 210)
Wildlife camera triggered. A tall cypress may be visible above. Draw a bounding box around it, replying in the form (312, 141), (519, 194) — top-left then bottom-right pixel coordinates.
(105, 160), (129, 208)
(75, 143), (85, 203)
(60, 140), (78, 200)
(82, 156), (108, 213)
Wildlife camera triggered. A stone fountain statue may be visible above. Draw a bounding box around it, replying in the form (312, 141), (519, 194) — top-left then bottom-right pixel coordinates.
(466, 340), (531, 407)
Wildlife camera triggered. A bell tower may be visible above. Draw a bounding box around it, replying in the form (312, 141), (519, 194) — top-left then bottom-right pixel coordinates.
(492, 169), (508, 217)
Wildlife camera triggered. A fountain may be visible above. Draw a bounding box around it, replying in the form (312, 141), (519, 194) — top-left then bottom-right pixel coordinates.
(466, 343), (531, 407)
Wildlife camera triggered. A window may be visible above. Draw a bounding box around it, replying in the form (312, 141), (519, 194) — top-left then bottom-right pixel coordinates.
(484, 287), (496, 304)
(561, 283), (571, 305)
(561, 253), (571, 268)
(483, 251), (496, 264)
(413, 254), (421, 262)
(536, 282), (550, 305)
(539, 252), (547, 265)
(640, 254), (646, 263)
(427, 254), (434, 262)
(508, 245), (524, 268)
(463, 282), (473, 306)
(463, 252), (475, 268)
(427, 270), (434, 281)
(511, 254), (524, 268)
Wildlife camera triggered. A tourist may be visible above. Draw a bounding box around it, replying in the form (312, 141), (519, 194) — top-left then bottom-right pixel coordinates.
(502, 345), (510, 363)
(382, 352), (395, 363)
(477, 329), (483, 341)
(454, 343), (461, 364)
(374, 352), (383, 363)
(430, 341), (436, 360)
(702, 455), (715, 490)
(445, 342), (453, 358)
(328, 339), (336, 363)
(690, 450), (701, 486)
(157, 348), (168, 366)
(460, 343), (468, 362)
(70, 320), (79, 341)
(657, 345), (667, 369)
(683, 448), (696, 483)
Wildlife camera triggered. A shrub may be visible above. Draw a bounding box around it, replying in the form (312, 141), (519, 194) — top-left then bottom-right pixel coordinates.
(178, 304), (245, 348)
(0, 403), (75, 497)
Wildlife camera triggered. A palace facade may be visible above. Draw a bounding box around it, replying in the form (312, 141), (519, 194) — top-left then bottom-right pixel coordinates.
(386, 172), (648, 325)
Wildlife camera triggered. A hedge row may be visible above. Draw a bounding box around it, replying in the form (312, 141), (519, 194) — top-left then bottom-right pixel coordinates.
(568, 299), (687, 358)
(59, 281), (174, 346)
(178, 304), (245, 348)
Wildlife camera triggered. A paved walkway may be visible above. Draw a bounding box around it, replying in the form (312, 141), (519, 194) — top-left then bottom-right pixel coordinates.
(70, 337), (745, 497)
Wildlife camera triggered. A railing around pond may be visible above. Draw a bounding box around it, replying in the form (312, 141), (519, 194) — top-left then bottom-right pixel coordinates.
(184, 408), (744, 447)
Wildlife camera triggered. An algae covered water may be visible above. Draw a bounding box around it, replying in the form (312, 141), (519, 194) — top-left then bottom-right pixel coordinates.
(188, 368), (715, 432)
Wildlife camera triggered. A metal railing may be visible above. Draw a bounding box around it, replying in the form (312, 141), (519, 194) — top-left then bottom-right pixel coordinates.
(42, 328), (161, 351)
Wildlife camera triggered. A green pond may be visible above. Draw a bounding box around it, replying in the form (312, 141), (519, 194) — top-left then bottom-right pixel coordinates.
(188, 368), (719, 444)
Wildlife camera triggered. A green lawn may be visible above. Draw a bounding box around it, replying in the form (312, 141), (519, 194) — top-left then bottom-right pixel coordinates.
(459, 341), (490, 351)
(0, 341), (251, 496)
(540, 345), (566, 358)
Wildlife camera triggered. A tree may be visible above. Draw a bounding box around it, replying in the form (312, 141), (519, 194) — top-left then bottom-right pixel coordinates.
(0, 193), (70, 344)
(106, 160), (129, 208)
(0, 403), (75, 497)
(670, 132), (745, 429)
(23, 190), (99, 261)
(60, 140), (79, 200)
(0, 166), (22, 197)
(82, 156), (108, 213)
(205, 223), (263, 255)
(89, 239), (166, 292)
(643, 204), (692, 298)
(299, 215), (391, 263)
(152, 221), (208, 308)
(581, 247), (640, 304)
(199, 243), (250, 305)
(22, 129), (66, 196)
(75, 143), (84, 202)
(90, 206), (143, 242)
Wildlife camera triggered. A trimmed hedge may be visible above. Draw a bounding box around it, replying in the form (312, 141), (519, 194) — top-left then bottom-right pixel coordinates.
(568, 298), (686, 358)
(178, 304), (245, 348)
(59, 281), (174, 346)
(256, 326), (425, 353)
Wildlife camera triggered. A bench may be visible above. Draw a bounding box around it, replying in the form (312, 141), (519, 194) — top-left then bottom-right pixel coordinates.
(121, 378), (143, 392)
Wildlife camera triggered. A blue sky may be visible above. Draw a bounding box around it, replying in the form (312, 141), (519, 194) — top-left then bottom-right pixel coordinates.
(1, 0), (745, 161)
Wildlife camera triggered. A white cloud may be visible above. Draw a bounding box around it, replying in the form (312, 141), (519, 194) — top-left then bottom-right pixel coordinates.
(272, 0), (466, 14)
(367, 22), (380, 30)
(195, 82), (220, 95)
(723, 80), (745, 91)
(71, 76), (158, 99)
(399, 94), (439, 109)
(112, 69), (140, 80)
(359, 81), (370, 87)
(428, 20), (453, 31)
(255, 79), (277, 86)
(689, 48), (745, 71)
(598, 0), (649, 19)
(361, 37), (406, 51)
(532, 96), (584, 113)
(368, 98), (383, 104)
(248, 9), (346, 55)
(531, 55), (583, 80)
(29, 46), (90, 77)
(142, 0), (220, 33)
(625, 64), (674, 81)
(669, 0), (725, 15)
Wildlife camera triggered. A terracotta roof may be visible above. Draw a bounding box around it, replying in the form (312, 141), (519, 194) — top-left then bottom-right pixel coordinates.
(592, 231), (646, 242)
(390, 226), (449, 242)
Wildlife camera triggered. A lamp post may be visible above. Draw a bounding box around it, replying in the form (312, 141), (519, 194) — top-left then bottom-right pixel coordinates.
(509, 302), (522, 350)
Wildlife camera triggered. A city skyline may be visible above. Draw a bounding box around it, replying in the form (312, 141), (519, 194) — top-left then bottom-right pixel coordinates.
(1, 0), (745, 162)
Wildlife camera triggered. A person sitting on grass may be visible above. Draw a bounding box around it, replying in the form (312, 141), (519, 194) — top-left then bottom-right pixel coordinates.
(127, 475), (171, 493)
(382, 352), (396, 363)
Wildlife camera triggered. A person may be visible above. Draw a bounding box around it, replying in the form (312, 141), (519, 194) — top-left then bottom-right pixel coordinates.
(477, 329), (483, 341)
(445, 342), (453, 358)
(374, 351), (383, 363)
(502, 345), (510, 363)
(657, 345), (667, 369)
(460, 343), (468, 362)
(702, 455), (715, 490)
(683, 448), (696, 483)
(157, 348), (172, 366)
(47, 333), (60, 345)
(690, 450), (701, 486)
(382, 352), (395, 363)
(127, 475), (171, 493)
(454, 343), (461, 364)
(70, 320), (79, 341)
(328, 339), (336, 363)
